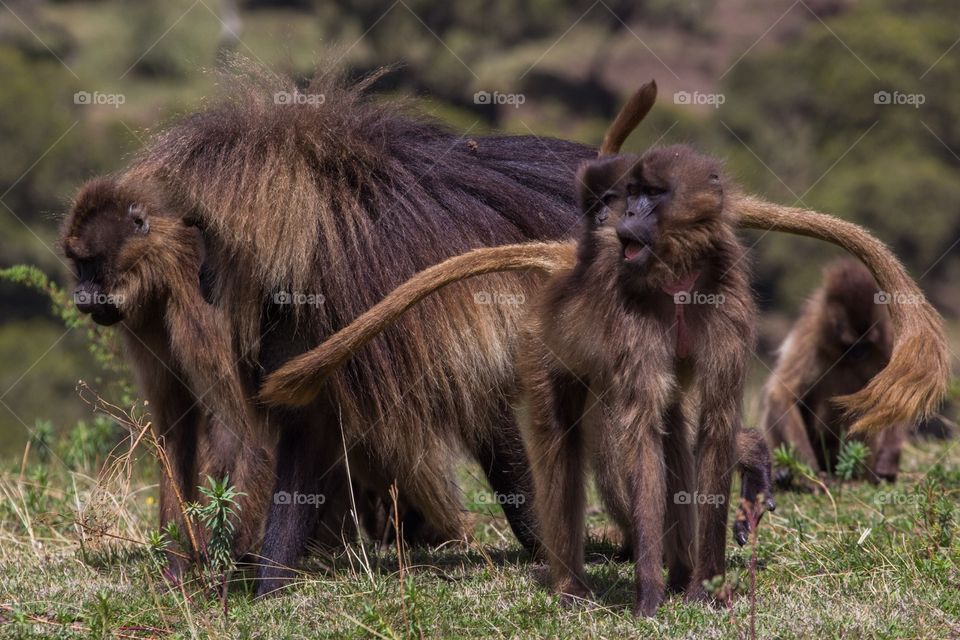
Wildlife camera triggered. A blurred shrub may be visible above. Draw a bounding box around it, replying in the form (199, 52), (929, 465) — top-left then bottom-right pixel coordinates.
(125, 0), (216, 79)
(722, 0), (960, 310)
(0, 266), (129, 457)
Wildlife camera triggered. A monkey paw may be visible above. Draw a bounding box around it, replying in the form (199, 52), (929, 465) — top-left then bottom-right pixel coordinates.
(557, 579), (591, 608)
(633, 591), (663, 617)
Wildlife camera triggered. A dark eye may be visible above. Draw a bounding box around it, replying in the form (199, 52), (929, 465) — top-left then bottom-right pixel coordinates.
(640, 185), (668, 197)
(128, 204), (149, 234)
(600, 190), (619, 207)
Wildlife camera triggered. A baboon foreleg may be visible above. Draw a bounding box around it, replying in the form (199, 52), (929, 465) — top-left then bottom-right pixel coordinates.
(866, 421), (907, 483)
(662, 403), (695, 594)
(196, 417), (276, 559)
(526, 367), (588, 602)
(765, 387), (820, 477)
(149, 375), (200, 578)
(687, 385), (738, 602)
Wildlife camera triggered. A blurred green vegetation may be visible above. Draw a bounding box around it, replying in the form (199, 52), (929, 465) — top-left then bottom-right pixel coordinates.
(0, 0), (956, 453)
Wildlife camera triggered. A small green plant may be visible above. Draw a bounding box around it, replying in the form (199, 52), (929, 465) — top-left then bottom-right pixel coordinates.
(185, 475), (244, 602)
(84, 590), (115, 639)
(61, 415), (117, 471)
(146, 528), (171, 567)
(914, 470), (955, 554)
(835, 440), (870, 481)
(773, 443), (818, 488)
(28, 419), (54, 462)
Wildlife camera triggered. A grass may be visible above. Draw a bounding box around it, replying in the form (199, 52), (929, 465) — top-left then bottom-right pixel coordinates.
(1, 435), (958, 639)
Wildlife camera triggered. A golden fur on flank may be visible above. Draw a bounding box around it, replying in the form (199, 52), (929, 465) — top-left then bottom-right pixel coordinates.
(258, 80), (946, 439)
(260, 194), (949, 440)
(110, 59), (601, 593)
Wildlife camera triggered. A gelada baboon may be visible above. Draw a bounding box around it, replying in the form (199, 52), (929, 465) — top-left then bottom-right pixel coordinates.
(259, 86), (947, 613)
(61, 176), (423, 573)
(761, 259), (910, 483)
(110, 61), (602, 594)
(103, 64), (944, 596)
(60, 177), (274, 572)
(261, 145), (764, 615)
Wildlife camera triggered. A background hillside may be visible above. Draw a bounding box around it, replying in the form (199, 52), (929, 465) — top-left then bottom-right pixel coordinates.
(0, 0), (958, 449)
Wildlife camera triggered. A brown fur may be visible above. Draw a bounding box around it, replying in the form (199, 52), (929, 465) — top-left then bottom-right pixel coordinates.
(61, 176), (436, 576)
(110, 61), (597, 593)
(736, 199), (948, 435)
(74, 66), (943, 596)
(60, 177), (274, 571)
(522, 147), (754, 615)
(258, 77), (946, 439)
(761, 259), (910, 482)
(262, 145), (770, 615)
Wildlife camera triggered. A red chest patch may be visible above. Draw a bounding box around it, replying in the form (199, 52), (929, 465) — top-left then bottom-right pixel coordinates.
(661, 271), (701, 359)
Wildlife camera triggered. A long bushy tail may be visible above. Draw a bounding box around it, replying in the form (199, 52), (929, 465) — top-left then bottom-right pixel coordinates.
(736, 195), (950, 436)
(258, 242), (575, 407)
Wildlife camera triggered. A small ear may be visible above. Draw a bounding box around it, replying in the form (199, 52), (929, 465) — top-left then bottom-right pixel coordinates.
(128, 203), (150, 234)
(577, 157), (631, 224)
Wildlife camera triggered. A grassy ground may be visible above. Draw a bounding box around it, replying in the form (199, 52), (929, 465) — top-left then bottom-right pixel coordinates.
(1, 436), (959, 639)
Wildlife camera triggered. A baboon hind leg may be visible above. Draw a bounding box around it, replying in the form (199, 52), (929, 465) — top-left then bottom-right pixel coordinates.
(526, 367), (589, 602)
(255, 412), (336, 597)
(476, 400), (541, 556)
(392, 446), (470, 546)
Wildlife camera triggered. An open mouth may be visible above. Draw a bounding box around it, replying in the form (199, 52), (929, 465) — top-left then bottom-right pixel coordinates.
(89, 305), (122, 326)
(623, 241), (651, 264)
